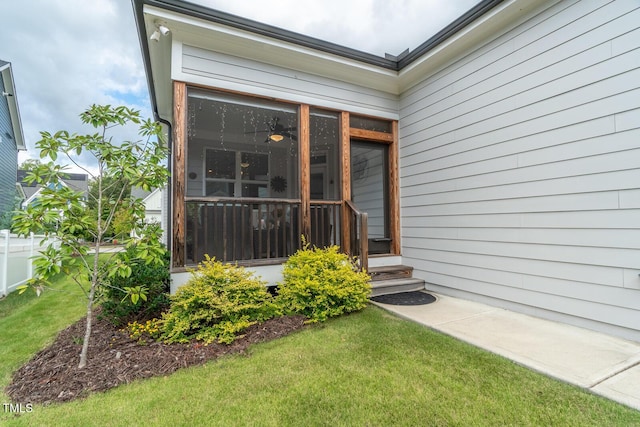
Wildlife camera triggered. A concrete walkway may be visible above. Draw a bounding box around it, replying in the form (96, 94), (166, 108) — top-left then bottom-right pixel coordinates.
(372, 292), (640, 411)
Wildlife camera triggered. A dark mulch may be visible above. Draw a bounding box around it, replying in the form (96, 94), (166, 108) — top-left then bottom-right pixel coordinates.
(6, 312), (306, 405)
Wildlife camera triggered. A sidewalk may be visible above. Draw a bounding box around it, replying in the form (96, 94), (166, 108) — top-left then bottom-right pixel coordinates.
(372, 292), (640, 411)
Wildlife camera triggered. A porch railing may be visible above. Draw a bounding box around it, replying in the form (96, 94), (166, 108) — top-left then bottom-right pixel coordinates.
(185, 198), (341, 265)
(310, 201), (341, 250)
(345, 200), (368, 272)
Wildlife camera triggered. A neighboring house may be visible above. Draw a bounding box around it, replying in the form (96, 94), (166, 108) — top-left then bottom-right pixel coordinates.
(0, 60), (26, 218)
(131, 186), (168, 243)
(18, 170), (89, 209)
(132, 0), (640, 342)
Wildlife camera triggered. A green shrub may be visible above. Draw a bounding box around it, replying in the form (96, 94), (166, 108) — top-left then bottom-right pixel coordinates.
(277, 244), (371, 323)
(161, 256), (279, 344)
(99, 245), (170, 326)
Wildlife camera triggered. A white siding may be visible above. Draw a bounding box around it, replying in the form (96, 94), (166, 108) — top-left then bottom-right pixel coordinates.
(177, 44), (399, 119)
(399, 0), (640, 341)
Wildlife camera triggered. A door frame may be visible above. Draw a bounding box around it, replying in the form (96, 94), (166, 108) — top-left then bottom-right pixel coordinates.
(340, 113), (400, 255)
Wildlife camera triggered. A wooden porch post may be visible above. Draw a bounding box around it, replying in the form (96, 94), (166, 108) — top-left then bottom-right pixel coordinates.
(300, 104), (311, 243)
(340, 111), (351, 253)
(389, 120), (401, 255)
(172, 81), (187, 268)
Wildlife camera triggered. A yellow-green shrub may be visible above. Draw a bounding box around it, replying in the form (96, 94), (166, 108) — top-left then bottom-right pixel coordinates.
(277, 245), (371, 322)
(161, 256), (279, 344)
(126, 318), (162, 344)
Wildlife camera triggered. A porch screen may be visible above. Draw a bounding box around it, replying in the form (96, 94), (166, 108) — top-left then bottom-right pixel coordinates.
(186, 89), (299, 199)
(184, 88), (300, 264)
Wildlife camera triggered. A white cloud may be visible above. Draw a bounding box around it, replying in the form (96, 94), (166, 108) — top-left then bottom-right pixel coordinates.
(3, 0), (478, 173)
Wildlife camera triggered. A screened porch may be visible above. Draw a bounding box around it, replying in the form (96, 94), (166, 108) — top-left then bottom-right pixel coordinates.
(171, 84), (399, 270)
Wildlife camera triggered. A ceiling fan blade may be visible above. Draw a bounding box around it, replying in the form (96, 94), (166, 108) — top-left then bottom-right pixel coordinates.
(275, 125), (297, 132)
(282, 132), (298, 141)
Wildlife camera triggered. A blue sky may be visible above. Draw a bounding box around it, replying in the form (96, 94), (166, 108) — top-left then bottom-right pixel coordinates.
(2, 0), (478, 173)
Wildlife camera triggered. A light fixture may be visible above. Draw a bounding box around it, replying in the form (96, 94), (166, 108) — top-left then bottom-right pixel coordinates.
(240, 162), (250, 168)
(1, 91), (12, 97)
(269, 134), (284, 142)
(150, 22), (170, 42)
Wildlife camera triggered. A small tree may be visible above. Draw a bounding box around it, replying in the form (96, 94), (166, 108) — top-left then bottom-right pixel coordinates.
(12, 105), (170, 369)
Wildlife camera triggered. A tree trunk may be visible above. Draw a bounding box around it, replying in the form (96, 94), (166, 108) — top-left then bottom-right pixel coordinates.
(79, 173), (103, 369)
(78, 284), (95, 369)
(78, 243), (100, 369)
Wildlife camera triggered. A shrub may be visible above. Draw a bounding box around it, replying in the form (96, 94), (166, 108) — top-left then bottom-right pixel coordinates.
(99, 245), (170, 326)
(277, 244), (371, 323)
(161, 256), (279, 344)
(126, 318), (162, 344)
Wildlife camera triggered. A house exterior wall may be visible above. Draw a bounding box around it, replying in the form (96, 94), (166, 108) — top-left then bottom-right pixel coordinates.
(144, 189), (162, 224)
(399, 0), (640, 341)
(0, 72), (18, 216)
(175, 44), (399, 120)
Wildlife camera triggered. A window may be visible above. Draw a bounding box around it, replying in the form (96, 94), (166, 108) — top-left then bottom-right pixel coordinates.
(203, 149), (269, 197)
(349, 115), (392, 133)
(204, 149), (235, 196)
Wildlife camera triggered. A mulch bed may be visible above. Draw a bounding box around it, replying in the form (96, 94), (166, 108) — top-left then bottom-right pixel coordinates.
(6, 312), (306, 405)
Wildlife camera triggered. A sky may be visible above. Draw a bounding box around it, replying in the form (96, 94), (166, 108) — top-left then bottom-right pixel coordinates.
(1, 0), (478, 174)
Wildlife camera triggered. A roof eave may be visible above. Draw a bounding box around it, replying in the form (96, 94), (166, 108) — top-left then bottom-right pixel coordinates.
(133, 0), (542, 114)
(133, 0), (398, 70)
(0, 62), (26, 151)
(397, 0), (550, 92)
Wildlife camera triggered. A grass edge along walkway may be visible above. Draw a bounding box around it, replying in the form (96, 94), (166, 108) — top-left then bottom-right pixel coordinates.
(1, 283), (639, 425)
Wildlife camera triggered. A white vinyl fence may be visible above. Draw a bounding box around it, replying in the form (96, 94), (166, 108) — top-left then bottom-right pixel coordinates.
(0, 230), (48, 297)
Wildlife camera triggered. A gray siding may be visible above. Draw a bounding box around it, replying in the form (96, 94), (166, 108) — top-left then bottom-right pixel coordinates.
(178, 44), (399, 119)
(0, 72), (18, 215)
(399, 0), (640, 341)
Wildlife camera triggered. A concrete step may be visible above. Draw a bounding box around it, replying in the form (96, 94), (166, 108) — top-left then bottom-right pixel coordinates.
(370, 277), (425, 297)
(368, 265), (414, 281)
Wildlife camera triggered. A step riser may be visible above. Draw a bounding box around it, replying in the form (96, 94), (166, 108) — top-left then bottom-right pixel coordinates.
(370, 271), (412, 281)
(370, 279), (425, 297)
(367, 264), (425, 297)
(369, 264), (414, 282)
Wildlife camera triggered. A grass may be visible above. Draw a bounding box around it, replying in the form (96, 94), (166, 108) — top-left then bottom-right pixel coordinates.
(0, 272), (86, 397)
(1, 274), (640, 425)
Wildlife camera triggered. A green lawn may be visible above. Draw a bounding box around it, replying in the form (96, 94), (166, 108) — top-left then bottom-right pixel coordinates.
(0, 272), (86, 396)
(1, 273), (639, 426)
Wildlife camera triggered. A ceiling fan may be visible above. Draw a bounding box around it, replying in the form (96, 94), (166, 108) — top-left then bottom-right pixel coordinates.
(248, 117), (297, 143)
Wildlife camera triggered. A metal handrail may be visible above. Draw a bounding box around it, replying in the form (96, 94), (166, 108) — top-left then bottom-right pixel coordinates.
(345, 200), (368, 272)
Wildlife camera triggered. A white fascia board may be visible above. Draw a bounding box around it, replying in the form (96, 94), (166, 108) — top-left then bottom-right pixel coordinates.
(143, 5), (399, 94)
(397, 0), (551, 93)
(0, 64), (26, 151)
(22, 187), (43, 208)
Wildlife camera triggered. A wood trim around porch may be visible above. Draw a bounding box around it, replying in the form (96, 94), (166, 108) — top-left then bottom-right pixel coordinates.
(172, 81), (187, 268)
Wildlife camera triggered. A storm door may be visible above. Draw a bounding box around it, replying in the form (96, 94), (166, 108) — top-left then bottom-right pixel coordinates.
(350, 140), (390, 254)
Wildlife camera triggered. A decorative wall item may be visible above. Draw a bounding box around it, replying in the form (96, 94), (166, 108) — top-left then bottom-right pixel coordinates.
(270, 175), (287, 192)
